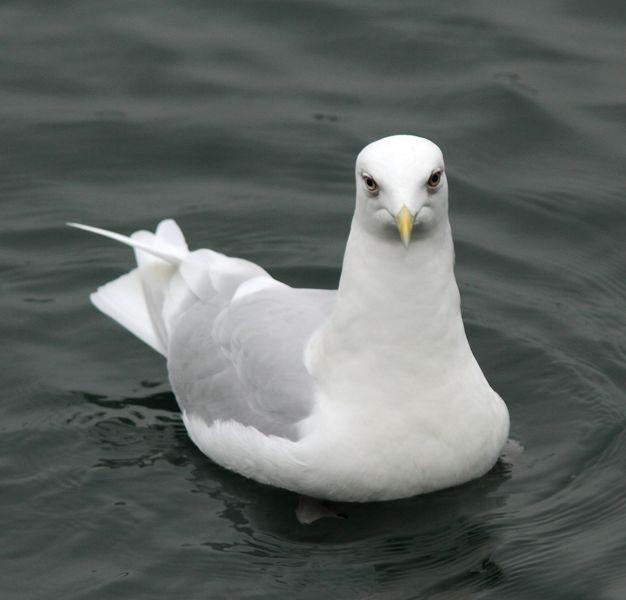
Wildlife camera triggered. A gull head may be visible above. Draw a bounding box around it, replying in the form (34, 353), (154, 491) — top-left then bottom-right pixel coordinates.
(354, 135), (448, 247)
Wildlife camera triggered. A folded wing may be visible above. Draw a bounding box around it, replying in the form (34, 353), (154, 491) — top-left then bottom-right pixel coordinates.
(168, 282), (335, 441)
(71, 219), (335, 443)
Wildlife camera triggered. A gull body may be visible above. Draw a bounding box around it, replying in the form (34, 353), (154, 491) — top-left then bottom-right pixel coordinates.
(71, 135), (509, 502)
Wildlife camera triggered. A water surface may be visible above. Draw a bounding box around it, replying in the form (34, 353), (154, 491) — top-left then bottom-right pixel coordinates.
(1, 1), (625, 598)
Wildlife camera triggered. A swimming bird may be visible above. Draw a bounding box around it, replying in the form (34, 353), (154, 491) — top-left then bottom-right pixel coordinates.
(70, 135), (509, 505)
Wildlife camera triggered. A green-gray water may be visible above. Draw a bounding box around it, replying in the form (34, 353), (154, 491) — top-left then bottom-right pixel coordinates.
(1, 1), (625, 598)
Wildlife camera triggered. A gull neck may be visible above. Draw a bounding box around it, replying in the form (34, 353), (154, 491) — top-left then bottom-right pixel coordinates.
(309, 218), (475, 395)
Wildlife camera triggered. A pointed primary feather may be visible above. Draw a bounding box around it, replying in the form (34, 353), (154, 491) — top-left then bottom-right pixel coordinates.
(68, 222), (186, 265)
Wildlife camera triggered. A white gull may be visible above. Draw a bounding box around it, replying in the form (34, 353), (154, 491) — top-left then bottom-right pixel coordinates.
(70, 135), (510, 504)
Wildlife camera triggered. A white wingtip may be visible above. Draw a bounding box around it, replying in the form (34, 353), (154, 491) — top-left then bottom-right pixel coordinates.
(68, 222), (186, 265)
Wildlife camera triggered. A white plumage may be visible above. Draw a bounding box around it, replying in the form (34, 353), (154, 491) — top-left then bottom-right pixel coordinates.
(71, 135), (509, 502)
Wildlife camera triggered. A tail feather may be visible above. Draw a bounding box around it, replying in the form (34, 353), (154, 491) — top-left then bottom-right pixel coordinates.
(91, 269), (167, 355)
(155, 219), (187, 249)
(132, 230), (177, 350)
(71, 220), (189, 355)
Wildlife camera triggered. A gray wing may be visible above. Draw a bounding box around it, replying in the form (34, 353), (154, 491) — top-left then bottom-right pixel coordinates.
(167, 285), (335, 441)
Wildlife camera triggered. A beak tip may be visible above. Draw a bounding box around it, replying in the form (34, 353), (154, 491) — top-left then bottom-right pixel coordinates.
(395, 205), (415, 248)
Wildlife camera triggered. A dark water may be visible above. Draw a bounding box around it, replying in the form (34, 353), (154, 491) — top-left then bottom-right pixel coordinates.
(2, 1), (625, 598)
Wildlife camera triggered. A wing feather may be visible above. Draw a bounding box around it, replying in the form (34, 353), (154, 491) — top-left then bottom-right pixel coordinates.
(168, 285), (335, 441)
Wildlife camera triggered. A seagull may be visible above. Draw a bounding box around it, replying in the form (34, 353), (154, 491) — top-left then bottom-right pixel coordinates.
(70, 135), (509, 507)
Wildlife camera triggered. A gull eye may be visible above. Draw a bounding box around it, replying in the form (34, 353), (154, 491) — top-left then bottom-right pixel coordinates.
(362, 172), (379, 193)
(427, 169), (443, 189)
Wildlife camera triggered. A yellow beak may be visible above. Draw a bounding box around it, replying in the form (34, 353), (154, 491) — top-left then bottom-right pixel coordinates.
(395, 206), (415, 248)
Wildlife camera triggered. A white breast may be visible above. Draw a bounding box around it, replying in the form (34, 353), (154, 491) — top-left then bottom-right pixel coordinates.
(291, 360), (509, 502)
